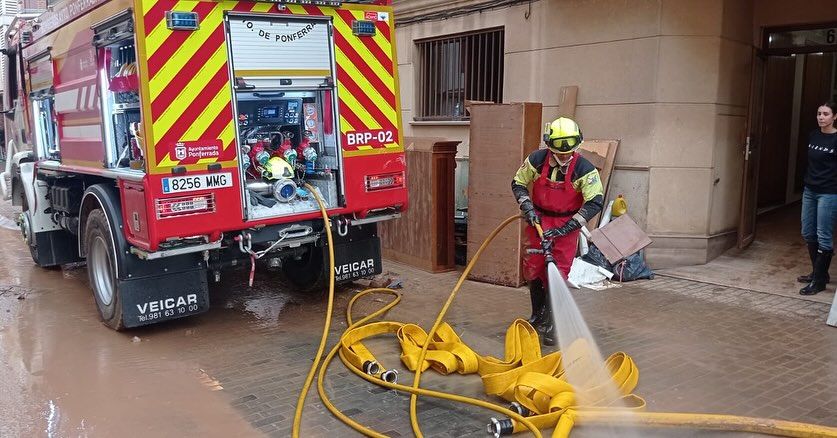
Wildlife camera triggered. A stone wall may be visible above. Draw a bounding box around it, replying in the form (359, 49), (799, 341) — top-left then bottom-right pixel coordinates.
(391, 0), (837, 267)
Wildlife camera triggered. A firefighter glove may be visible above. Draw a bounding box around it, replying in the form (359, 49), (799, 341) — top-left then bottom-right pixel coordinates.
(520, 200), (540, 226)
(543, 218), (582, 238)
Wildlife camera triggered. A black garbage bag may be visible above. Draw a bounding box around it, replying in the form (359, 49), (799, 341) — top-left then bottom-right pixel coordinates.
(582, 245), (654, 282)
(581, 244), (613, 271)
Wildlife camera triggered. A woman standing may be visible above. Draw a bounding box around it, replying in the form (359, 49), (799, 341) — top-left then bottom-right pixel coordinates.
(799, 102), (837, 295)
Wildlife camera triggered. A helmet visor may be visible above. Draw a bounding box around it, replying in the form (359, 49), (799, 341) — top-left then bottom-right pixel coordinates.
(548, 136), (579, 153)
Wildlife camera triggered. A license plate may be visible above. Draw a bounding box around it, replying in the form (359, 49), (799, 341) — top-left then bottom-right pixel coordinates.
(162, 172), (232, 194)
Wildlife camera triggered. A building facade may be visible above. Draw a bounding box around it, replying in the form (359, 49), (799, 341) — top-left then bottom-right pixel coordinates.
(393, 0), (837, 267)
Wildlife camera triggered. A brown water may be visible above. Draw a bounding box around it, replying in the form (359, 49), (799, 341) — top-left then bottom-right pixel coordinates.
(548, 262), (640, 437)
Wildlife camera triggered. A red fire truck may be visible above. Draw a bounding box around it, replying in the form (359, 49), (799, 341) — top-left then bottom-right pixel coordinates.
(0, 0), (406, 330)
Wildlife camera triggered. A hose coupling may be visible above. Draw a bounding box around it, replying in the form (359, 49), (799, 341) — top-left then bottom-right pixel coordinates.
(486, 417), (514, 437)
(380, 369), (399, 384)
(362, 360), (380, 376)
(508, 402), (530, 417)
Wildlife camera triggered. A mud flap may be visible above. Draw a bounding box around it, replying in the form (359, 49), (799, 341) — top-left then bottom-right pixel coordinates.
(31, 230), (83, 267)
(118, 268), (210, 328)
(332, 223), (383, 283)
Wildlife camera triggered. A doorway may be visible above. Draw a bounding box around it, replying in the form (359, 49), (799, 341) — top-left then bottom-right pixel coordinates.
(710, 23), (837, 300)
(757, 52), (837, 213)
(739, 23), (837, 247)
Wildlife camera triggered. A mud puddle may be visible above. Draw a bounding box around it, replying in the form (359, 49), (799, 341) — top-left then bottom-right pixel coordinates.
(0, 202), (259, 436)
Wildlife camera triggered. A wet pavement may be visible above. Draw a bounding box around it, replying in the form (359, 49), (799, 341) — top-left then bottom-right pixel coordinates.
(0, 197), (835, 437)
(660, 204), (837, 305)
(0, 213), (258, 435)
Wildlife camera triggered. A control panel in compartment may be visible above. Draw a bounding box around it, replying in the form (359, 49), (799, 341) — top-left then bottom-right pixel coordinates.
(235, 90), (342, 220)
(101, 38), (143, 170)
(255, 99), (301, 125)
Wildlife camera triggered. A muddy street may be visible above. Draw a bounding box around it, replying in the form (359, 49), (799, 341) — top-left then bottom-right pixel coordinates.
(1, 190), (836, 438)
(0, 196), (397, 437)
(0, 199), (273, 436)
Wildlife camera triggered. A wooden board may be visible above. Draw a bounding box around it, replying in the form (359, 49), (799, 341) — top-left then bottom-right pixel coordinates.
(578, 139), (619, 229)
(557, 86), (578, 118)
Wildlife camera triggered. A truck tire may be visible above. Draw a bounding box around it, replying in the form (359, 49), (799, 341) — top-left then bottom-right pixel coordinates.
(19, 207), (41, 265)
(282, 245), (327, 294)
(85, 209), (124, 330)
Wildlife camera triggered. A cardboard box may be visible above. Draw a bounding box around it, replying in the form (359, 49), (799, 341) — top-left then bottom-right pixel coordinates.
(589, 214), (652, 264)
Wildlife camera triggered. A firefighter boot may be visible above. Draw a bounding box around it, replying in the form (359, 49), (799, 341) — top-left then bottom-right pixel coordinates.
(537, 293), (557, 347)
(798, 242), (830, 283)
(527, 279), (546, 327)
(540, 316), (557, 347)
(800, 249), (833, 295)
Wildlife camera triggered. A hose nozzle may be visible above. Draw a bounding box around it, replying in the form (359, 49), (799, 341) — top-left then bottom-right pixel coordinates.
(486, 417), (514, 437)
(362, 361), (380, 376)
(380, 369), (399, 384)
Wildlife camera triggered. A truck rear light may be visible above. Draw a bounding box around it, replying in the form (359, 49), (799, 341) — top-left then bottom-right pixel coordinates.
(365, 172), (404, 192)
(155, 194), (215, 219)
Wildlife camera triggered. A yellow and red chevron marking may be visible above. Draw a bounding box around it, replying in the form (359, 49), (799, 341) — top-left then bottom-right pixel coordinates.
(138, 0), (264, 171)
(278, 4), (402, 157)
(136, 0), (401, 172)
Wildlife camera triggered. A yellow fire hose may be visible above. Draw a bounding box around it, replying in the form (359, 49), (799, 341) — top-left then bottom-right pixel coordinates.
(292, 187), (837, 438)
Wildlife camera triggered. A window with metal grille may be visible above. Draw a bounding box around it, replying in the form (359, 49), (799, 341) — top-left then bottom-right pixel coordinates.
(415, 28), (504, 121)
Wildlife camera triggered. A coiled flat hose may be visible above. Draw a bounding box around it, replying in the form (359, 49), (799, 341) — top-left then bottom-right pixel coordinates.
(293, 189), (837, 438)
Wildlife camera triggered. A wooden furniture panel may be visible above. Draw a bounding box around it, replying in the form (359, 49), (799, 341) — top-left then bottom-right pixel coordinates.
(467, 102), (543, 287)
(380, 137), (459, 273)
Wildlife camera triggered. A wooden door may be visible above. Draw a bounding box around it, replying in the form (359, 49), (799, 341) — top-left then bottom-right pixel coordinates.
(738, 50), (767, 249)
(757, 56), (795, 208)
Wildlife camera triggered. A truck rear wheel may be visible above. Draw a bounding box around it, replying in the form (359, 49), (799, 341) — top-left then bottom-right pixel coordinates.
(282, 245), (327, 293)
(19, 207), (41, 265)
(85, 209), (124, 330)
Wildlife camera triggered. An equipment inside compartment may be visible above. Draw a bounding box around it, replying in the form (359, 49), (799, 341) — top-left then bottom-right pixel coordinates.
(236, 90), (340, 219)
(102, 38), (143, 170)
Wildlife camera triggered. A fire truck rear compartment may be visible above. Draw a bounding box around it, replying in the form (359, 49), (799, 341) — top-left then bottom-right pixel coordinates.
(235, 90), (341, 220)
(225, 14), (343, 221)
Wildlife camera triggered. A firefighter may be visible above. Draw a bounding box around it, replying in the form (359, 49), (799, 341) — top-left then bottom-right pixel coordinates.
(511, 117), (604, 346)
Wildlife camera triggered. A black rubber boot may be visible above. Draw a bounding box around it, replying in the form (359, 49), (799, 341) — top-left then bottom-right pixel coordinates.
(797, 242), (830, 283)
(537, 292), (556, 347)
(540, 318), (556, 347)
(800, 249), (832, 295)
(527, 280), (546, 327)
